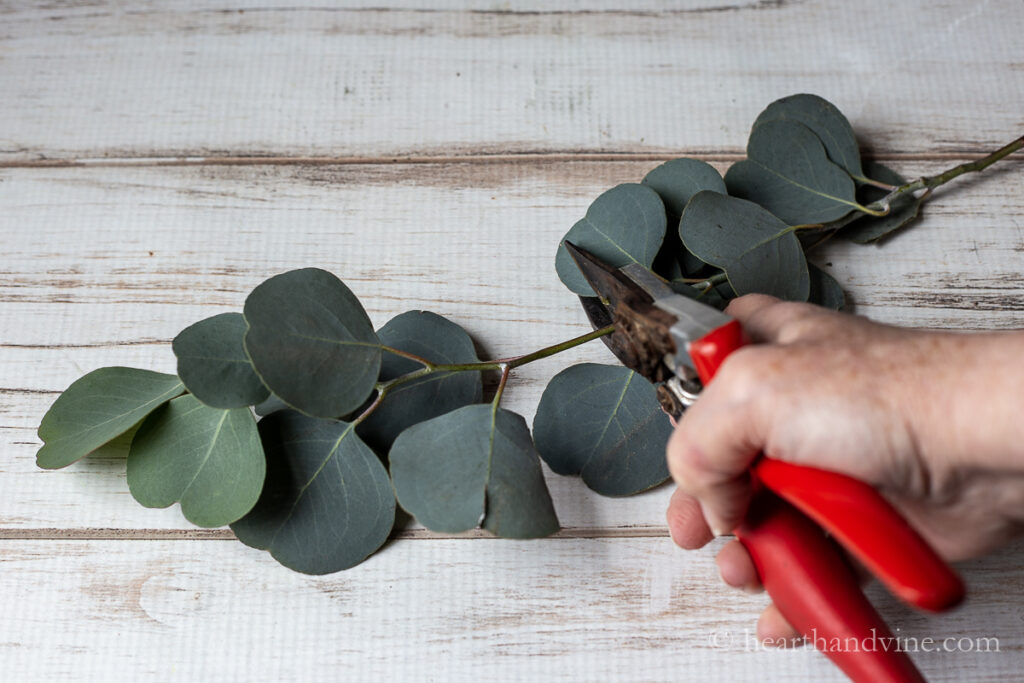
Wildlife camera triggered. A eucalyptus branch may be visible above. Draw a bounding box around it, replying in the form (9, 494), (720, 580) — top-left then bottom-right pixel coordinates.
(868, 134), (1024, 215)
(357, 324), (615, 424)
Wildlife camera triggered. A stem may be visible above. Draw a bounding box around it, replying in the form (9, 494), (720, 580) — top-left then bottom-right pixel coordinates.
(433, 324), (615, 372)
(868, 134), (1024, 214)
(354, 324), (615, 423)
(351, 387), (388, 427)
(689, 271), (729, 292)
(491, 364), (511, 407)
(853, 174), (898, 192)
(853, 202), (890, 217)
(380, 345), (437, 369)
(507, 325), (615, 369)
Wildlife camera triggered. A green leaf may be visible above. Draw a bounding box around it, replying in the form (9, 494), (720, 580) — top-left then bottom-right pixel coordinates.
(555, 183), (667, 296)
(390, 404), (559, 538)
(173, 312), (270, 409)
(243, 268), (381, 419)
(127, 394), (264, 528)
(842, 162), (923, 243)
(231, 411), (395, 575)
(642, 158), (727, 216)
(357, 311), (482, 454)
(753, 94), (864, 178)
(725, 119), (859, 225)
(808, 264), (846, 310)
(680, 191), (810, 301)
(37, 368), (185, 469)
(642, 159), (726, 282)
(533, 364), (671, 496)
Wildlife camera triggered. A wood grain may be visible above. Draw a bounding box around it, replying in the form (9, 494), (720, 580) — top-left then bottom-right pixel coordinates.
(3, 2), (1024, 680)
(1, 537), (1022, 682)
(2, 158), (1022, 532)
(2, 1), (1023, 162)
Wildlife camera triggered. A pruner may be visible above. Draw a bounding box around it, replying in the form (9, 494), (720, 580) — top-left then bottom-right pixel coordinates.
(565, 241), (965, 683)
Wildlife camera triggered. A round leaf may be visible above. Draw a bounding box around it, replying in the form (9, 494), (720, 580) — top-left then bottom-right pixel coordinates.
(842, 162), (924, 243)
(753, 93), (864, 178)
(555, 183), (667, 296)
(127, 395), (265, 528)
(390, 404), (559, 538)
(725, 119), (859, 225)
(243, 268), (381, 419)
(533, 364), (672, 496)
(642, 158), (727, 216)
(680, 191), (810, 301)
(357, 310), (482, 454)
(173, 312), (270, 409)
(231, 411), (395, 575)
(37, 367), (184, 469)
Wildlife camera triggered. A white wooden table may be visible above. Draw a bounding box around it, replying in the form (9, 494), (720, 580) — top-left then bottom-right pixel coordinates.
(3, 2), (1023, 681)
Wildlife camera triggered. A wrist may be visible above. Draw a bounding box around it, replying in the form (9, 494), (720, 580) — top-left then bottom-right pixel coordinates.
(900, 330), (1024, 475)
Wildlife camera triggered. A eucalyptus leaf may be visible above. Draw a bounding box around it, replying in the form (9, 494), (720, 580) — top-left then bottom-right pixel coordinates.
(37, 367), (184, 469)
(555, 183), (667, 296)
(642, 158), (727, 216)
(243, 268), (381, 419)
(807, 264), (846, 310)
(842, 162), (923, 243)
(390, 405), (559, 538)
(358, 311), (482, 454)
(680, 191), (810, 301)
(231, 411), (395, 575)
(725, 119), (860, 225)
(533, 364), (671, 496)
(127, 394), (264, 528)
(753, 94), (864, 178)
(173, 312), (270, 409)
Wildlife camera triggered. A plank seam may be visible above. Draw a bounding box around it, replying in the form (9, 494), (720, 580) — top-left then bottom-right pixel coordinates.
(1, 152), (1017, 169)
(0, 526), (670, 540)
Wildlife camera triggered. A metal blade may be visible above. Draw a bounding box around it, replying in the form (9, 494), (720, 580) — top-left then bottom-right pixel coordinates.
(563, 242), (655, 310)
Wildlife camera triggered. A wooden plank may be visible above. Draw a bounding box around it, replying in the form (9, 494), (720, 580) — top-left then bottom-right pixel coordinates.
(1, 159), (1022, 531)
(2, 1), (1023, 161)
(0, 537), (1022, 681)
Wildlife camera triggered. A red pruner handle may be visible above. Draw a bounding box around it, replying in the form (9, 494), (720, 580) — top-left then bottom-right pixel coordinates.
(736, 491), (927, 683)
(753, 459), (964, 612)
(688, 318), (748, 381)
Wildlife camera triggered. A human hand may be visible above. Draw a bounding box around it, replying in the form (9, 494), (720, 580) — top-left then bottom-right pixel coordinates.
(665, 294), (1024, 644)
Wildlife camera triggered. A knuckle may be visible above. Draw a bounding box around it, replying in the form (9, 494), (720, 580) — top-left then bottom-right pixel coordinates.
(714, 346), (774, 400)
(770, 302), (823, 344)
